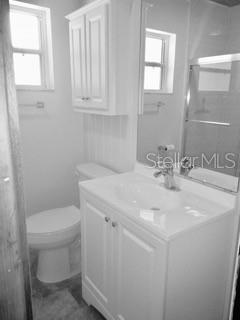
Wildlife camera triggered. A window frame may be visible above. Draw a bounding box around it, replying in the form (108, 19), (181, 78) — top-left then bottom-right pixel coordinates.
(10, 1), (54, 91)
(144, 30), (169, 93)
(143, 28), (176, 95)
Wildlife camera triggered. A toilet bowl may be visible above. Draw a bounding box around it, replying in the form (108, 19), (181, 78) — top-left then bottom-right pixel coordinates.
(27, 163), (115, 283)
(27, 206), (81, 283)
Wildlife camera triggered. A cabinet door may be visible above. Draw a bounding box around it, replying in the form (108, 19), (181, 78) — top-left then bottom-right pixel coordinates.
(112, 215), (166, 320)
(69, 16), (88, 107)
(85, 4), (108, 110)
(81, 200), (112, 309)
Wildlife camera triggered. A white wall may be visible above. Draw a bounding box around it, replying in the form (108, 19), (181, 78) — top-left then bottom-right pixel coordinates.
(188, 0), (228, 59)
(226, 4), (240, 53)
(137, 0), (190, 163)
(17, 0), (85, 215)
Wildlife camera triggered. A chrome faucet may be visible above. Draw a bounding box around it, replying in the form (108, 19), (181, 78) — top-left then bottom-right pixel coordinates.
(154, 144), (178, 190)
(181, 157), (194, 176)
(154, 163), (178, 190)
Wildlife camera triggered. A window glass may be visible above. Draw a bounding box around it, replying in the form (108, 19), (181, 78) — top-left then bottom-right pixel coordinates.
(145, 36), (163, 63)
(144, 66), (161, 90)
(10, 11), (40, 50)
(10, 3), (54, 89)
(13, 53), (41, 85)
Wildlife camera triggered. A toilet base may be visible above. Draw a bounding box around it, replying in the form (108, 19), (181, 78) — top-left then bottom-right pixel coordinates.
(37, 245), (81, 283)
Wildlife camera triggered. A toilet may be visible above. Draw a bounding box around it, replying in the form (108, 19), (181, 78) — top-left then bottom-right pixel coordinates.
(27, 163), (115, 283)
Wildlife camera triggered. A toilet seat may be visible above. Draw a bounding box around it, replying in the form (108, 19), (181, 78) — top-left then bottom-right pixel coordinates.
(27, 206), (81, 283)
(27, 205), (81, 236)
(27, 206), (81, 250)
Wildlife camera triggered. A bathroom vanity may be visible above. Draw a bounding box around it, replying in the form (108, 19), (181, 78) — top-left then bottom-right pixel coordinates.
(79, 171), (235, 320)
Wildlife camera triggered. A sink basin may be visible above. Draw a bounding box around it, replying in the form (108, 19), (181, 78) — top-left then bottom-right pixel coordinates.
(80, 171), (234, 239)
(115, 182), (182, 211)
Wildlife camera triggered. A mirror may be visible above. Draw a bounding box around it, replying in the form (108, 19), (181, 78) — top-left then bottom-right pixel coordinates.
(137, 0), (189, 168)
(137, 0), (240, 193)
(181, 55), (240, 192)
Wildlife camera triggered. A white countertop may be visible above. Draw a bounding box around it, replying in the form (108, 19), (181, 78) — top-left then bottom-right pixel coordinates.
(79, 172), (234, 241)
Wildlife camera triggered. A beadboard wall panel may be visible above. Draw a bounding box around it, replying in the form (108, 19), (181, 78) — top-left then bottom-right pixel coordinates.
(84, 115), (135, 172)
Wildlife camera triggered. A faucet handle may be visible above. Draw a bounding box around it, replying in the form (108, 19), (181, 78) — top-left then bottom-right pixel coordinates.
(158, 144), (175, 152)
(153, 170), (162, 178)
(181, 157), (192, 167)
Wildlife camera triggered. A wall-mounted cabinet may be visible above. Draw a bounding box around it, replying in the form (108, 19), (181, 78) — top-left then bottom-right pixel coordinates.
(66, 0), (133, 115)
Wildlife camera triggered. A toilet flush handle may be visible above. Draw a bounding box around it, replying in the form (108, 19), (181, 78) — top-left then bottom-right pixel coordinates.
(0, 176), (10, 183)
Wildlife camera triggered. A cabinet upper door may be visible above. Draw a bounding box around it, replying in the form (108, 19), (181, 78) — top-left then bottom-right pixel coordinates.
(85, 4), (108, 110)
(69, 16), (88, 107)
(81, 200), (112, 309)
(112, 214), (167, 320)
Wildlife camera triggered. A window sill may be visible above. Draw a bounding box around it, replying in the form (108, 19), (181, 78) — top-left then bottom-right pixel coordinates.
(16, 86), (55, 92)
(144, 90), (173, 95)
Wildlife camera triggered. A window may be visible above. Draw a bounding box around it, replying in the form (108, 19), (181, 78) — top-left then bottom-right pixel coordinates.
(10, 1), (54, 90)
(144, 29), (176, 94)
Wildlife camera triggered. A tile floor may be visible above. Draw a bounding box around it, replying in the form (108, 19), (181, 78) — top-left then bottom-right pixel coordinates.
(30, 250), (106, 320)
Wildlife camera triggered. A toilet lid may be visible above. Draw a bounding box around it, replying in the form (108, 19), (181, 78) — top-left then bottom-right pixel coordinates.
(27, 206), (81, 234)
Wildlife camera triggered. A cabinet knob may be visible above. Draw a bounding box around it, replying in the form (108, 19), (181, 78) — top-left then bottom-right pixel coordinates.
(105, 217), (110, 223)
(112, 221), (118, 228)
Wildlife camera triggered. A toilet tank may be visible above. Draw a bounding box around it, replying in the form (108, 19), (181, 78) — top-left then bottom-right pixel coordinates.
(76, 162), (115, 181)
(76, 163), (116, 208)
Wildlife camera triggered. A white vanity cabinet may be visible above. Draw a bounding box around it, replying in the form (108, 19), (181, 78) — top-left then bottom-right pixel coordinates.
(112, 211), (166, 320)
(80, 188), (234, 320)
(81, 194), (167, 320)
(66, 0), (134, 115)
(81, 200), (112, 312)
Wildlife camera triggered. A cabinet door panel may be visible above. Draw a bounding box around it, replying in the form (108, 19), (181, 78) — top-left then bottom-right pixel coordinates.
(86, 4), (108, 109)
(82, 201), (111, 307)
(69, 17), (87, 107)
(113, 217), (166, 320)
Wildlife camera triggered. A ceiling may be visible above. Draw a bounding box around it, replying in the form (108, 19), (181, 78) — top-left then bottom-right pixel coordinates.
(210, 0), (240, 6)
